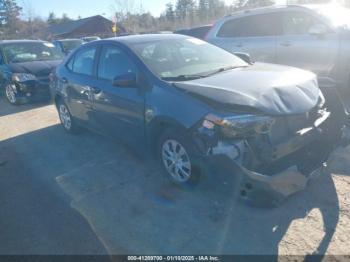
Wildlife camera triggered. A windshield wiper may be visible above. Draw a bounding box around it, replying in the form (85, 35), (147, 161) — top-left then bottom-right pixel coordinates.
(161, 74), (205, 81)
(161, 65), (248, 82)
(203, 65), (247, 77)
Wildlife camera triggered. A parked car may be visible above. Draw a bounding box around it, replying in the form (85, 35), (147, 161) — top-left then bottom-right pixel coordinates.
(82, 36), (101, 43)
(0, 40), (64, 104)
(51, 34), (347, 206)
(206, 4), (350, 115)
(175, 25), (213, 40)
(53, 39), (84, 55)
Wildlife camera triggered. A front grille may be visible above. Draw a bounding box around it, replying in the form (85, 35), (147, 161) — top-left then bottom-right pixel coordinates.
(269, 106), (319, 145)
(37, 76), (49, 83)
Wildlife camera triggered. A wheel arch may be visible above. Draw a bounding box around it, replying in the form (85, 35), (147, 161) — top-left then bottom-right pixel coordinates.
(147, 116), (188, 157)
(54, 94), (64, 108)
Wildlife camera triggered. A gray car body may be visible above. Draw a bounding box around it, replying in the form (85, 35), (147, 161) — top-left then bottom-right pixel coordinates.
(207, 4), (350, 91)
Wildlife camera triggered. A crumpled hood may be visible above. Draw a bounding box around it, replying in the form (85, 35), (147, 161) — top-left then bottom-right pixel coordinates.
(174, 63), (321, 116)
(8, 60), (62, 77)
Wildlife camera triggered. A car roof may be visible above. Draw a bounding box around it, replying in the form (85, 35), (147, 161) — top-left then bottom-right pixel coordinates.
(224, 4), (319, 18)
(0, 40), (47, 45)
(105, 33), (189, 45)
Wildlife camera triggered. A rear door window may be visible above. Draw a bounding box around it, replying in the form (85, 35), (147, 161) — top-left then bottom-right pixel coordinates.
(217, 13), (281, 37)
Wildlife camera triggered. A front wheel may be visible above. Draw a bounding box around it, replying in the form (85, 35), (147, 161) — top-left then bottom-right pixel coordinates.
(158, 128), (200, 184)
(5, 84), (18, 105)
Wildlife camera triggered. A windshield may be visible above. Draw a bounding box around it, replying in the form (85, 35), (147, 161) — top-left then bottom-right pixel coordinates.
(314, 4), (350, 28)
(129, 37), (247, 81)
(3, 42), (63, 64)
(61, 40), (83, 52)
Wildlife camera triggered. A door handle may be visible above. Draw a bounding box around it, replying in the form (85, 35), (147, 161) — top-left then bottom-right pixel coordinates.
(235, 43), (243, 47)
(61, 77), (68, 84)
(280, 42), (291, 47)
(91, 86), (101, 94)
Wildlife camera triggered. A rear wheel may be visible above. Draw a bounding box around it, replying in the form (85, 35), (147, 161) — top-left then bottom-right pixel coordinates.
(57, 100), (79, 134)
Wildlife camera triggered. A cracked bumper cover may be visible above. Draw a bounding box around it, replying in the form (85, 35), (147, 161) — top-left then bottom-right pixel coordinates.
(12, 79), (51, 103)
(203, 153), (327, 207)
(196, 112), (349, 207)
(232, 161), (325, 207)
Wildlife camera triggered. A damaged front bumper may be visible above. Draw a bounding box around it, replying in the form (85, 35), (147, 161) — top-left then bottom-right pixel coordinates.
(196, 108), (350, 207)
(11, 78), (51, 103)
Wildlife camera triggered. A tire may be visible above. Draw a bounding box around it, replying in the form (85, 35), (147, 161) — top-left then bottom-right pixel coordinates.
(157, 127), (200, 185)
(4, 84), (19, 105)
(57, 100), (79, 134)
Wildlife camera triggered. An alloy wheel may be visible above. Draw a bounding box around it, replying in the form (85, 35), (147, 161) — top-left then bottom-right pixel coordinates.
(59, 104), (72, 131)
(5, 84), (17, 104)
(161, 139), (192, 183)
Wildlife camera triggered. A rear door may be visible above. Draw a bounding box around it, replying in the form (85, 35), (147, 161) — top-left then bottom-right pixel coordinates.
(92, 44), (145, 150)
(276, 10), (338, 79)
(63, 45), (100, 127)
(213, 13), (281, 63)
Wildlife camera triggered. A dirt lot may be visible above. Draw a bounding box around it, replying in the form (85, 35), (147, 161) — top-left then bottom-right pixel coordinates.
(0, 97), (350, 256)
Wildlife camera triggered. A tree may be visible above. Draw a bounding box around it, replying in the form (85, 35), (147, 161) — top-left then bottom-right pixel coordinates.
(47, 12), (58, 25)
(233, 0), (274, 10)
(61, 13), (72, 24)
(0, 0), (22, 38)
(165, 2), (175, 22)
(175, 0), (196, 25)
(208, 0), (226, 20)
(198, 0), (209, 21)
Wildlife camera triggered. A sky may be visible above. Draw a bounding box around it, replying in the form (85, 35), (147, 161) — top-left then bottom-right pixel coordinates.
(21, 0), (234, 20)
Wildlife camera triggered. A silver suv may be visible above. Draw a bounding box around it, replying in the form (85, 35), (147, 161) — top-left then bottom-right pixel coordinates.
(207, 4), (350, 105)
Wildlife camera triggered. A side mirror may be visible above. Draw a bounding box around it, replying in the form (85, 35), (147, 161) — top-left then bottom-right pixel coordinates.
(234, 52), (252, 64)
(309, 24), (328, 36)
(113, 72), (137, 87)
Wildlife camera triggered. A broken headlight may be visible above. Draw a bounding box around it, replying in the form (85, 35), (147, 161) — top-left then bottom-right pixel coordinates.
(203, 114), (275, 138)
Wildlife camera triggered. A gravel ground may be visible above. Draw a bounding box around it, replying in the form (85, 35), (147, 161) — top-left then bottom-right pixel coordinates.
(0, 97), (349, 257)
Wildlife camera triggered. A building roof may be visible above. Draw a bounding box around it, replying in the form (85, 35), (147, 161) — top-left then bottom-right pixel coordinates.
(48, 15), (124, 37)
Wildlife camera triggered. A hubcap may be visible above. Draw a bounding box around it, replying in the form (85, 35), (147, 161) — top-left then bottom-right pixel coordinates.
(162, 139), (192, 183)
(59, 104), (72, 130)
(5, 85), (16, 104)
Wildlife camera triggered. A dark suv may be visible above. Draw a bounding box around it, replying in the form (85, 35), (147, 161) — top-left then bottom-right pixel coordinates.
(51, 34), (347, 206)
(0, 40), (63, 104)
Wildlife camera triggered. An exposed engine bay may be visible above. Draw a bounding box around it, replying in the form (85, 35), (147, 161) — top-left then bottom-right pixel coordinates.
(194, 99), (349, 207)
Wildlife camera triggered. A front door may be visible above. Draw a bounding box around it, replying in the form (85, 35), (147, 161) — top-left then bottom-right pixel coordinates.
(92, 44), (145, 150)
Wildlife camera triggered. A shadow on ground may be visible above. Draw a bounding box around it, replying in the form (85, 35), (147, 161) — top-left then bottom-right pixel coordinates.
(0, 118), (341, 256)
(0, 96), (51, 117)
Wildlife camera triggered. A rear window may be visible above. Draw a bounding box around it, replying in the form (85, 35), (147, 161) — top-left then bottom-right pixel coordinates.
(187, 26), (212, 39)
(217, 13), (281, 38)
